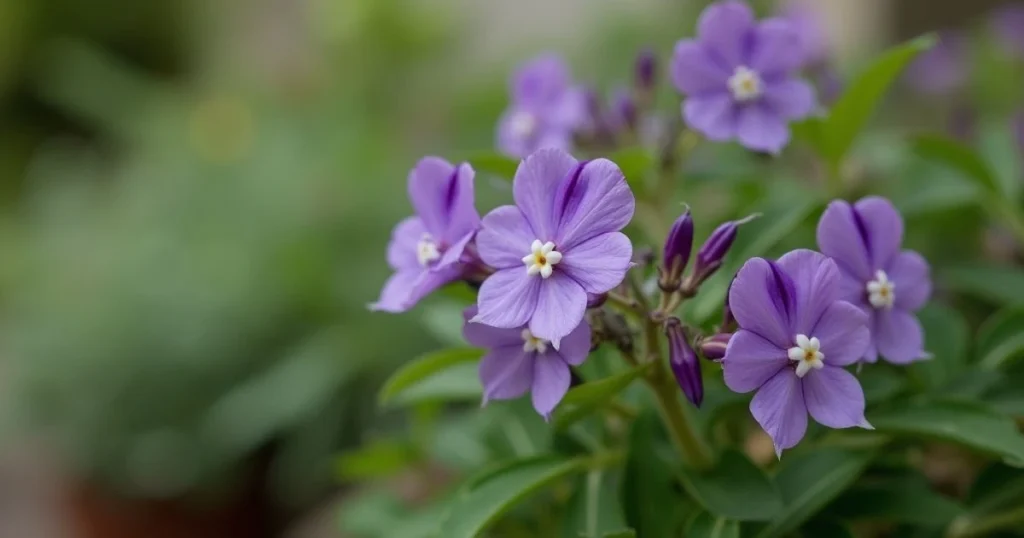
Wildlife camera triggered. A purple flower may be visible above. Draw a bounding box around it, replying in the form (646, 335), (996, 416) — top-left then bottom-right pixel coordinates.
(816, 197), (932, 364)
(670, 0), (816, 154)
(905, 32), (968, 96)
(463, 306), (591, 418)
(471, 148), (635, 348)
(635, 48), (657, 92)
(780, 0), (830, 68)
(370, 158), (480, 313)
(690, 214), (758, 284)
(723, 249), (872, 455)
(666, 318), (703, 407)
(699, 333), (732, 361)
(990, 4), (1024, 59)
(498, 54), (589, 158)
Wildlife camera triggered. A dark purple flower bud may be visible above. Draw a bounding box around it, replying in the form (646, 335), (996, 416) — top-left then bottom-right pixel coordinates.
(660, 208), (693, 291)
(699, 333), (732, 361)
(586, 292), (608, 309)
(693, 214), (759, 283)
(611, 88), (638, 132)
(1014, 110), (1024, 156)
(665, 318), (703, 407)
(634, 48), (657, 91)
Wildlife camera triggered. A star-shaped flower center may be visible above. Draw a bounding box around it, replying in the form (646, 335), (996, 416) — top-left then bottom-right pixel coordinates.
(866, 270), (896, 309)
(522, 239), (562, 279)
(416, 234), (441, 266)
(509, 111), (538, 139)
(521, 328), (549, 353)
(728, 66), (764, 102)
(787, 334), (824, 378)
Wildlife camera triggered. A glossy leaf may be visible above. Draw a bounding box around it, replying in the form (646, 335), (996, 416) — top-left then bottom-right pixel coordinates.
(685, 511), (740, 538)
(977, 308), (1024, 370)
(379, 348), (484, 406)
(941, 264), (1024, 306)
(830, 471), (964, 526)
(912, 135), (1001, 195)
(468, 152), (519, 180)
(678, 450), (783, 521)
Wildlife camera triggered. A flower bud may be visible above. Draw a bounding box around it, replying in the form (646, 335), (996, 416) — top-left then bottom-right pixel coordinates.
(692, 214), (758, 284)
(665, 318), (703, 407)
(659, 208), (693, 291)
(699, 333), (732, 361)
(634, 48), (657, 92)
(586, 292), (608, 309)
(612, 88), (638, 133)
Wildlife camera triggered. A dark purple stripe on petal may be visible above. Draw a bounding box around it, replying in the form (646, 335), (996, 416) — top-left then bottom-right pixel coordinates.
(850, 206), (872, 266)
(765, 259), (797, 324)
(552, 160), (589, 235)
(443, 167), (460, 222)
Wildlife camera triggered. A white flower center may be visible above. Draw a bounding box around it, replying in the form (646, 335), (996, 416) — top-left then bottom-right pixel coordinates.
(866, 270), (896, 309)
(728, 66), (763, 102)
(787, 334), (825, 378)
(522, 239), (562, 279)
(521, 328), (549, 353)
(416, 234), (441, 266)
(509, 111), (538, 139)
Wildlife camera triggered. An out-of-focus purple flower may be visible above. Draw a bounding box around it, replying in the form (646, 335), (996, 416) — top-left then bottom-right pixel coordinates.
(816, 197), (931, 364)
(660, 208), (694, 290)
(371, 158), (480, 313)
(666, 318), (703, 407)
(1013, 110), (1024, 155)
(812, 64), (844, 106)
(906, 32), (969, 96)
(781, 0), (830, 68)
(723, 249), (872, 456)
(463, 306), (591, 419)
(471, 148), (635, 348)
(990, 4), (1024, 59)
(691, 214), (758, 284)
(635, 48), (657, 92)
(498, 55), (589, 158)
(699, 333), (732, 361)
(610, 88), (638, 133)
(670, 0), (817, 154)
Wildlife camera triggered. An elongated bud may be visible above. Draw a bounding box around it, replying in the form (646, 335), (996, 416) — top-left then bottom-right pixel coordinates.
(634, 49), (657, 92)
(663, 208), (694, 275)
(665, 318), (703, 407)
(691, 214), (759, 285)
(612, 88), (638, 132)
(699, 333), (732, 361)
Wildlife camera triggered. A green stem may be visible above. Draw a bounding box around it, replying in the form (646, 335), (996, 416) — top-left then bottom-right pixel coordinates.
(948, 504), (1024, 538)
(647, 364), (714, 470)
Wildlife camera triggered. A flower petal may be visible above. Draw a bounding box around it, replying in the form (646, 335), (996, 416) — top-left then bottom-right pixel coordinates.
(803, 366), (869, 429)
(554, 159), (635, 249)
(513, 54), (571, 107)
(730, 257), (794, 348)
(683, 94), (738, 141)
(853, 196), (904, 270)
(723, 329), (788, 393)
(477, 205), (536, 269)
(887, 250), (931, 311)
(474, 268), (542, 329)
(775, 249), (841, 335)
(736, 104), (790, 154)
(434, 231), (475, 272)
(386, 216), (427, 271)
(479, 347), (534, 403)
(671, 41), (730, 96)
(763, 79), (817, 120)
(531, 353), (571, 418)
(816, 200), (873, 280)
(811, 301), (870, 367)
(697, 0), (755, 68)
(559, 232), (632, 293)
(408, 157), (458, 237)
(370, 266), (458, 313)
(748, 18), (803, 76)
(750, 369), (808, 457)
(463, 308), (526, 349)
(513, 148), (579, 241)
(528, 271), (587, 348)
(442, 163), (481, 244)
(874, 309), (926, 364)
(556, 320), (592, 366)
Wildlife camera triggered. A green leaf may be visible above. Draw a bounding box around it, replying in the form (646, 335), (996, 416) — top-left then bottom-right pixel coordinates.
(685, 511), (740, 538)
(468, 152), (519, 180)
(912, 134), (1001, 195)
(621, 413), (691, 537)
(610, 147), (655, 190)
(952, 464), (1024, 537)
(941, 264), (1024, 306)
(602, 531), (637, 538)
(553, 363), (648, 430)
(436, 456), (588, 538)
(977, 308), (1024, 371)
(677, 450), (783, 521)
(859, 365), (907, 404)
(799, 519), (855, 538)
(815, 34), (936, 165)
(379, 348), (483, 406)
(563, 470), (628, 538)
(756, 448), (873, 538)
(870, 399), (1024, 466)
(909, 303), (969, 390)
(830, 471), (964, 526)
(334, 438), (418, 481)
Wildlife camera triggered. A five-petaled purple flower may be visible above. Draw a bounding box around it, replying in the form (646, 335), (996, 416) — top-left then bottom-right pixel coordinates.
(370, 158), (480, 313)
(471, 148), (635, 348)
(723, 249), (872, 456)
(498, 54), (589, 158)
(671, 0), (817, 154)
(464, 306), (591, 418)
(816, 197), (932, 364)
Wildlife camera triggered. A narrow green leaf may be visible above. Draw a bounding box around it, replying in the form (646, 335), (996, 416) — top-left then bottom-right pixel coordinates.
(977, 308), (1024, 370)
(678, 450), (783, 521)
(912, 134), (1001, 195)
(791, 117), (828, 157)
(621, 413), (691, 537)
(830, 472), (964, 526)
(756, 449), (873, 538)
(468, 152), (519, 180)
(386, 362), (482, 408)
(563, 470), (628, 538)
(610, 147), (655, 190)
(379, 348), (484, 406)
(685, 511), (740, 538)
(909, 304), (969, 390)
(953, 464), (1024, 537)
(870, 399), (1024, 466)
(560, 363), (648, 409)
(602, 530), (637, 538)
(436, 456), (588, 538)
(334, 439), (418, 481)
(859, 365), (907, 404)
(941, 264), (1024, 306)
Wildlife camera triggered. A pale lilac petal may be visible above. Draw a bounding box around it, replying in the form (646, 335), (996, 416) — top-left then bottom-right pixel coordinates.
(671, 41), (731, 96)
(497, 107), (534, 158)
(532, 129), (574, 153)
(750, 369), (808, 456)
(479, 347), (534, 403)
(370, 266), (458, 313)
(528, 272), (587, 347)
(697, 0), (755, 67)
(887, 251), (931, 311)
(730, 257), (794, 348)
(874, 309), (926, 364)
(835, 268), (866, 305)
(816, 200), (872, 280)
(559, 232), (632, 293)
(386, 216), (427, 271)
(811, 301), (870, 367)
(736, 104), (790, 154)
(853, 196), (904, 270)
(513, 54), (571, 107)
(441, 163), (481, 244)
(477, 206), (535, 269)
(775, 249), (841, 335)
(434, 231), (475, 272)
(553, 159), (636, 249)
(723, 329), (788, 393)
(463, 308), (525, 348)
(803, 366), (868, 429)
(763, 79), (816, 120)
(407, 157), (457, 237)
(531, 353), (571, 417)
(556, 320), (592, 366)
(683, 94), (738, 141)
(748, 18), (803, 76)
(474, 268), (542, 329)
(548, 87), (589, 129)
(513, 148), (578, 240)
